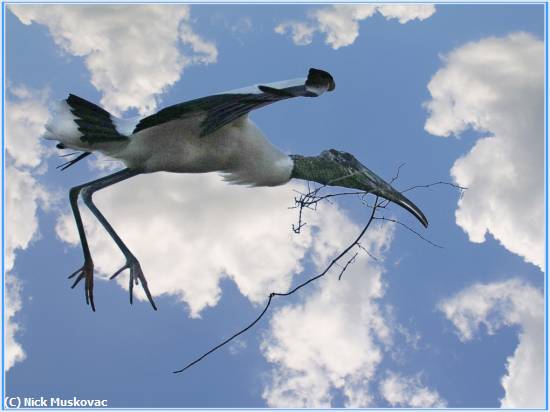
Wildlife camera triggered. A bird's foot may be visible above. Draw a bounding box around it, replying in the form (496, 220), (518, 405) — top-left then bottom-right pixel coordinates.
(110, 258), (157, 310)
(68, 259), (96, 312)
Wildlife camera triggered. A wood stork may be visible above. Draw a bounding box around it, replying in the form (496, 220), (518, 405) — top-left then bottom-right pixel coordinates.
(45, 68), (428, 312)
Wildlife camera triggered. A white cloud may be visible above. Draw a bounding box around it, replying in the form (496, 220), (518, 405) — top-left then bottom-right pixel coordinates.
(275, 4), (436, 49)
(180, 23), (218, 65)
(5, 86), (52, 371)
(379, 371), (447, 407)
(5, 86), (52, 276)
(261, 219), (396, 407)
(275, 21), (316, 46)
(5, 167), (50, 273)
(6, 85), (51, 169)
(311, 5), (378, 49)
(5, 85), (51, 271)
(439, 279), (544, 408)
(377, 4), (437, 24)
(10, 4), (217, 116)
(424, 33), (544, 271)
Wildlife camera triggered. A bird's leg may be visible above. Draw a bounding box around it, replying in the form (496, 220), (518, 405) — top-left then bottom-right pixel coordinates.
(68, 184), (96, 311)
(79, 169), (157, 310)
(68, 169), (138, 310)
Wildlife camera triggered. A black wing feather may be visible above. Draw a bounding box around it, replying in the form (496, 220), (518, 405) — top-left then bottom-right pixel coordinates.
(132, 68), (335, 137)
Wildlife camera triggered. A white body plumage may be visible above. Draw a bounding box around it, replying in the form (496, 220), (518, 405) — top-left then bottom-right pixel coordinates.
(119, 115), (294, 186)
(45, 103), (294, 187)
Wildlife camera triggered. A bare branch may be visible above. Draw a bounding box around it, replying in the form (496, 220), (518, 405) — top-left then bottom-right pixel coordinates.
(174, 196), (382, 374)
(173, 292), (276, 374)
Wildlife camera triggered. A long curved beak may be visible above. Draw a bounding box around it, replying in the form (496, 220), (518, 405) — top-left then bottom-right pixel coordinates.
(375, 186), (429, 228)
(350, 165), (428, 228)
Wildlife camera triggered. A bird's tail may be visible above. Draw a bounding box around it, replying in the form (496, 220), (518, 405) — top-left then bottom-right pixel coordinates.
(44, 94), (130, 170)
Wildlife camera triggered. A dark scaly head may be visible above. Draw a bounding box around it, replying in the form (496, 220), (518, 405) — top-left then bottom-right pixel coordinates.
(290, 149), (428, 228)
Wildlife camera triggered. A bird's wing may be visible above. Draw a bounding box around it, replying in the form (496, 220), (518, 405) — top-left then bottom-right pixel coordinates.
(290, 149), (429, 228)
(133, 68), (335, 137)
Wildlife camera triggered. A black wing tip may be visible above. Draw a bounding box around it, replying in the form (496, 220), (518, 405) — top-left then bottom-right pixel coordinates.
(307, 68), (336, 92)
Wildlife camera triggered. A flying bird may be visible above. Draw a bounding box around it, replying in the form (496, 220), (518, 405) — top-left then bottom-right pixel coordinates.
(45, 68), (428, 312)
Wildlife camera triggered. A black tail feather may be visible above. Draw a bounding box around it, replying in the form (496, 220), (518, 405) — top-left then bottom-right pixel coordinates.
(66, 94), (127, 144)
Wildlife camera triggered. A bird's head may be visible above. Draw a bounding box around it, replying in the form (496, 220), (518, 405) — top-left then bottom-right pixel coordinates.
(289, 149), (428, 228)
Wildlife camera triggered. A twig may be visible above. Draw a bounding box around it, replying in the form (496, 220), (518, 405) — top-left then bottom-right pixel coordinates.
(374, 216), (443, 249)
(290, 187), (366, 234)
(357, 242), (379, 262)
(338, 252), (359, 281)
(390, 163), (406, 184)
(402, 181), (467, 194)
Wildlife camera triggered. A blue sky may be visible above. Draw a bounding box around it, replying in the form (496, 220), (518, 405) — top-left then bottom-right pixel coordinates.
(4, 3), (546, 408)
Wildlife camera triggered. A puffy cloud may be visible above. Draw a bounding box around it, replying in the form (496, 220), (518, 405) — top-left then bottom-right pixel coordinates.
(180, 23), (218, 65)
(311, 5), (378, 49)
(6, 85), (51, 169)
(56, 172), (318, 317)
(379, 371), (447, 407)
(6, 167), (50, 273)
(376, 4), (437, 24)
(261, 219), (395, 407)
(5, 86), (52, 370)
(10, 4), (217, 115)
(439, 279), (544, 408)
(275, 4), (436, 49)
(275, 21), (316, 46)
(424, 33), (544, 271)
(5, 86), (52, 275)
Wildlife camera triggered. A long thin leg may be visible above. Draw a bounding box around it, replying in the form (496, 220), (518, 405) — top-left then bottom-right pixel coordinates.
(79, 169), (157, 310)
(68, 168), (157, 310)
(68, 184), (96, 310)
